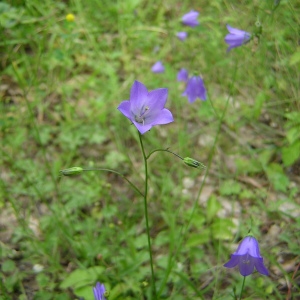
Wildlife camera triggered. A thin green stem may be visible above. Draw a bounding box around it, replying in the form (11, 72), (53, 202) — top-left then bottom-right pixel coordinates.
(138, 132), (157, 300)
(82, 168), (144, 197)
(239, 276), (246, 300)
(146, 148), (184, 161)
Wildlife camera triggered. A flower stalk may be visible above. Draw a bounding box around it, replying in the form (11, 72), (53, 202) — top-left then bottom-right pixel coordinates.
(138, 132), (157, 299)
(239, 276), (246, 300)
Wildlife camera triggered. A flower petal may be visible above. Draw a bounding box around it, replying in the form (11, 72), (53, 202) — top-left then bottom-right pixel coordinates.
(239, 255), (255, 276)
(130, 81), (148, 114)
(177, 68), (189, 82)
(117, 101), (133, 120)
(93, 282), (107, 300)
(254, 258), (269, 276)
(132, 121), (152, 134)
(233, 236), (262, 257)
(226, 24), (247, 35)
(147, 108), (174, 126)
(225, 25), (251, 51)
(182, 76), (206, 103)
(146, 88), (168, 113)
(176, 32), (188, 41)
(225, 34), (243, 42)
(182, 10), (199, 27)
(151, 61), (165, 73)
(224, 255), (240, 268)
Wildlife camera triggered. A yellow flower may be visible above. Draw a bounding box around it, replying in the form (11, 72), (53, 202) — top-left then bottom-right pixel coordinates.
(65, 13), (75, 22)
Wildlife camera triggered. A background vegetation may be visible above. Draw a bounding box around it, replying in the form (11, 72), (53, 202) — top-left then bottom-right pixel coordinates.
(1, 0), (299, 299)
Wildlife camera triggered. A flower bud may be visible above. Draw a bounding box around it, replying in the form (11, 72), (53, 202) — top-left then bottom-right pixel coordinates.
(142, 281), (148, 287)
(65, 13), (75, 22)
(60, 167), (83, 176)
(254, 20), (262, 36)
(183, 157), (206, 169)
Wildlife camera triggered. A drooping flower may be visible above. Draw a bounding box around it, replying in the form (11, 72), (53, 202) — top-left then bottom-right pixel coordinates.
(182, 75), (207, 103)
(177, 68), (189, 82)
(224, 235), (269, 277)
(151, 61), (165, 73)
(224, 24), (251, 52)
(93, 282), (107, 300)
(118, 81), (174, 134)
(182, 10), (199, 27)
(176, 31), (188, 41)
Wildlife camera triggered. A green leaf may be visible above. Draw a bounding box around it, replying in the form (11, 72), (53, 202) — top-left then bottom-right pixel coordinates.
(258, 149), (274, 167)
(60, 266), (105, 290)
(53, 295), (70, 300)
(1, 259), (16, 272)
(206, 195), (221, 222)
(266, 163), (289, 192)
(74, 285), (94, 300)
(265, 284), (274, 294)
(33, 291), (53, 300)
(282, 140), (300, 166)
(220, 180), (242, 196)
(253, 92), (267, 119)
(186, 230), (210, 247)
(235, 157), (262, 174)
(36, 273), (51, 289)
(289, 50), (300, 66)
(211, 218), (236, 240)
(286, 127), (300, 144)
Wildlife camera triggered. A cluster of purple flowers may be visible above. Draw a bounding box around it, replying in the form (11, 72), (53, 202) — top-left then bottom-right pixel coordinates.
(176, 10), (200, 41)
(150, 11), (251, 108)
(151, 10), (201, 73)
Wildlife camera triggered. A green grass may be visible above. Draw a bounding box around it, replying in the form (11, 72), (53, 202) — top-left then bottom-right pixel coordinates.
(1, 0), (300, 299)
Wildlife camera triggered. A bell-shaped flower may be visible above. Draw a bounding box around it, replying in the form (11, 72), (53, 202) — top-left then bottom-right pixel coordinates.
(151, 61), (165, 73)
(225, 24), (251, 52)
(177, 68), (189, 82)
(93, 282), (107, 300)
(224, 235), (269, 277)
(182, 75), (207, 103)
(118, 81), (174, 134)
(176, 31), (188, 41)
(182, 10), (199, 27)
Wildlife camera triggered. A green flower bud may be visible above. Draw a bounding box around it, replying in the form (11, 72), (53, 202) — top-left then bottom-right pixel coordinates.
(60, 167), (83, 176)
(183, 157), (206, 169)
(254, 19), (262, 37)
(104, 291), (110, 297)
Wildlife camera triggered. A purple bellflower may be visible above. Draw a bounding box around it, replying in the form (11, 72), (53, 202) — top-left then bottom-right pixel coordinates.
(93, 282), (107, 300)
(118, 81), (174, 134)
(182, 10), (199, 27)
(182, 75), (207, 103)
(224, 236), (269, 277)
(225, 24), (251, 52)
(176, 31), (188, 41)
(151, 61), (165, 73)
(177, 68), (188, 82)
